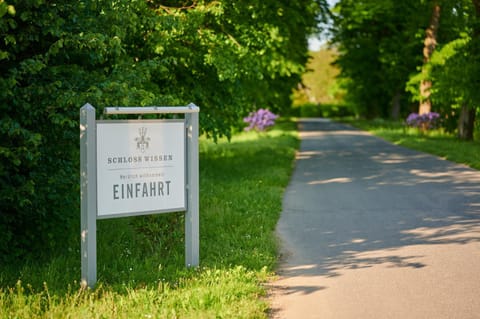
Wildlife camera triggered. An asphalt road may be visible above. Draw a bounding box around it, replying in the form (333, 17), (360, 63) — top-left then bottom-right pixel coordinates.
(269, 119), (480, 319)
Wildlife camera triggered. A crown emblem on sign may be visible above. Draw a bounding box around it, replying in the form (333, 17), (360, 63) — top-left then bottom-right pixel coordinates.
(135, 127), (150, 153)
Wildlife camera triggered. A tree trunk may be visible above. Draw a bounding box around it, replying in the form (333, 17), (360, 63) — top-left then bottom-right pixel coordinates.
(458, 105), (476, 140)
(419, 3), (440, 115)
(390, 90), (401, 120)
(473, 0), (480, 16)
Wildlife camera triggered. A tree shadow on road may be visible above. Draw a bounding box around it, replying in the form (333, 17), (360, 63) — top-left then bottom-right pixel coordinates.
(276, 119), (480, 280)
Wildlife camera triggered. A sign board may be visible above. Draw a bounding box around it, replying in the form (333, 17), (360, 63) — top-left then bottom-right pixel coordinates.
(96, 120), (185, 218)
(80, 103), (199, 288)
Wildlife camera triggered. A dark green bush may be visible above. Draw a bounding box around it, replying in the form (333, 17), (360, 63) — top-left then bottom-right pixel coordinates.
(0, 0), (327, 262)
(293, 103), (354, 118)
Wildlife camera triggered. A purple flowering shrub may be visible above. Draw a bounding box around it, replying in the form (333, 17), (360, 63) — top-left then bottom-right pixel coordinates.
(243, 108), (278, 131)
(406, 112), (440, 130)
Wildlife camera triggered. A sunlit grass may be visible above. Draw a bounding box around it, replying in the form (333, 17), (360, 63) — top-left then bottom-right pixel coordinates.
(0, 119), (299, 318)
(342, 118), (480, 170)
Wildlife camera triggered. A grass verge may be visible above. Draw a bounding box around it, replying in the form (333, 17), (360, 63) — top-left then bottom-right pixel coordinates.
(342, 118), (480, 170)
(0, 119), (299, 318)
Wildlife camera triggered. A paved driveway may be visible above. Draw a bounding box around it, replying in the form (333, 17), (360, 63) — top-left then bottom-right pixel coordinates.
(270, 119), (480, 319)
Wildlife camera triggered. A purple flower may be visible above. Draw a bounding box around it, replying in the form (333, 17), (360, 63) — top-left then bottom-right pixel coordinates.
(243, 108), (278, 131)
(406, 112), (440, 130)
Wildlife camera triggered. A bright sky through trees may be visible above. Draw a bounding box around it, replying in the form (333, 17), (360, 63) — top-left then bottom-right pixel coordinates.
(309, 0), (338, 50)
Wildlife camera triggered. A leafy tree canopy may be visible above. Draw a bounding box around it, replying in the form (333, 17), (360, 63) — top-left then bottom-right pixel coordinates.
(331, 0), (430, 118)
(331, 0), (480, 131)
(0, 0), (328, 261)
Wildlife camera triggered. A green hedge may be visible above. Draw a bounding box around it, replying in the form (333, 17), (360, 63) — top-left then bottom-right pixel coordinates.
(291, 103), (354, 118)
(0, 0), (326, 262)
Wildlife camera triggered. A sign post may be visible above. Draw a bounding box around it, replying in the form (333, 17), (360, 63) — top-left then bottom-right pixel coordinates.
(185, 110), (199, 267)
(80, 103), (200, 288)
(80, 104), (97, 288)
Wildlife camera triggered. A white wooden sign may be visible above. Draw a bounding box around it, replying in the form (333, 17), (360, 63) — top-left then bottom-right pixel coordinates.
(96, 120), (185, 218)
(80, 104), (199, 288)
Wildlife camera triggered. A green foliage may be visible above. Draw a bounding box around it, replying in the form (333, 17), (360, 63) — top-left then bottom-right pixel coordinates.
(293, 48), (345, 106)
(0, 267), (269, 318)
(331, 0), (429, 118)
(0, 0), (327, 261)
(291, 102), (353, 118)
(0, 122), (299, 318)
(130, 213), (185, 257)
(407, 3), (480, 122)
(332, 0), (479, 136)
(199, 121), (298, 270)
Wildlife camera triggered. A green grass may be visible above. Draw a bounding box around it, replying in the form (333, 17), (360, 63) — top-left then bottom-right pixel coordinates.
(342, 118), (480, 170)
(0, 119), (299, 318)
